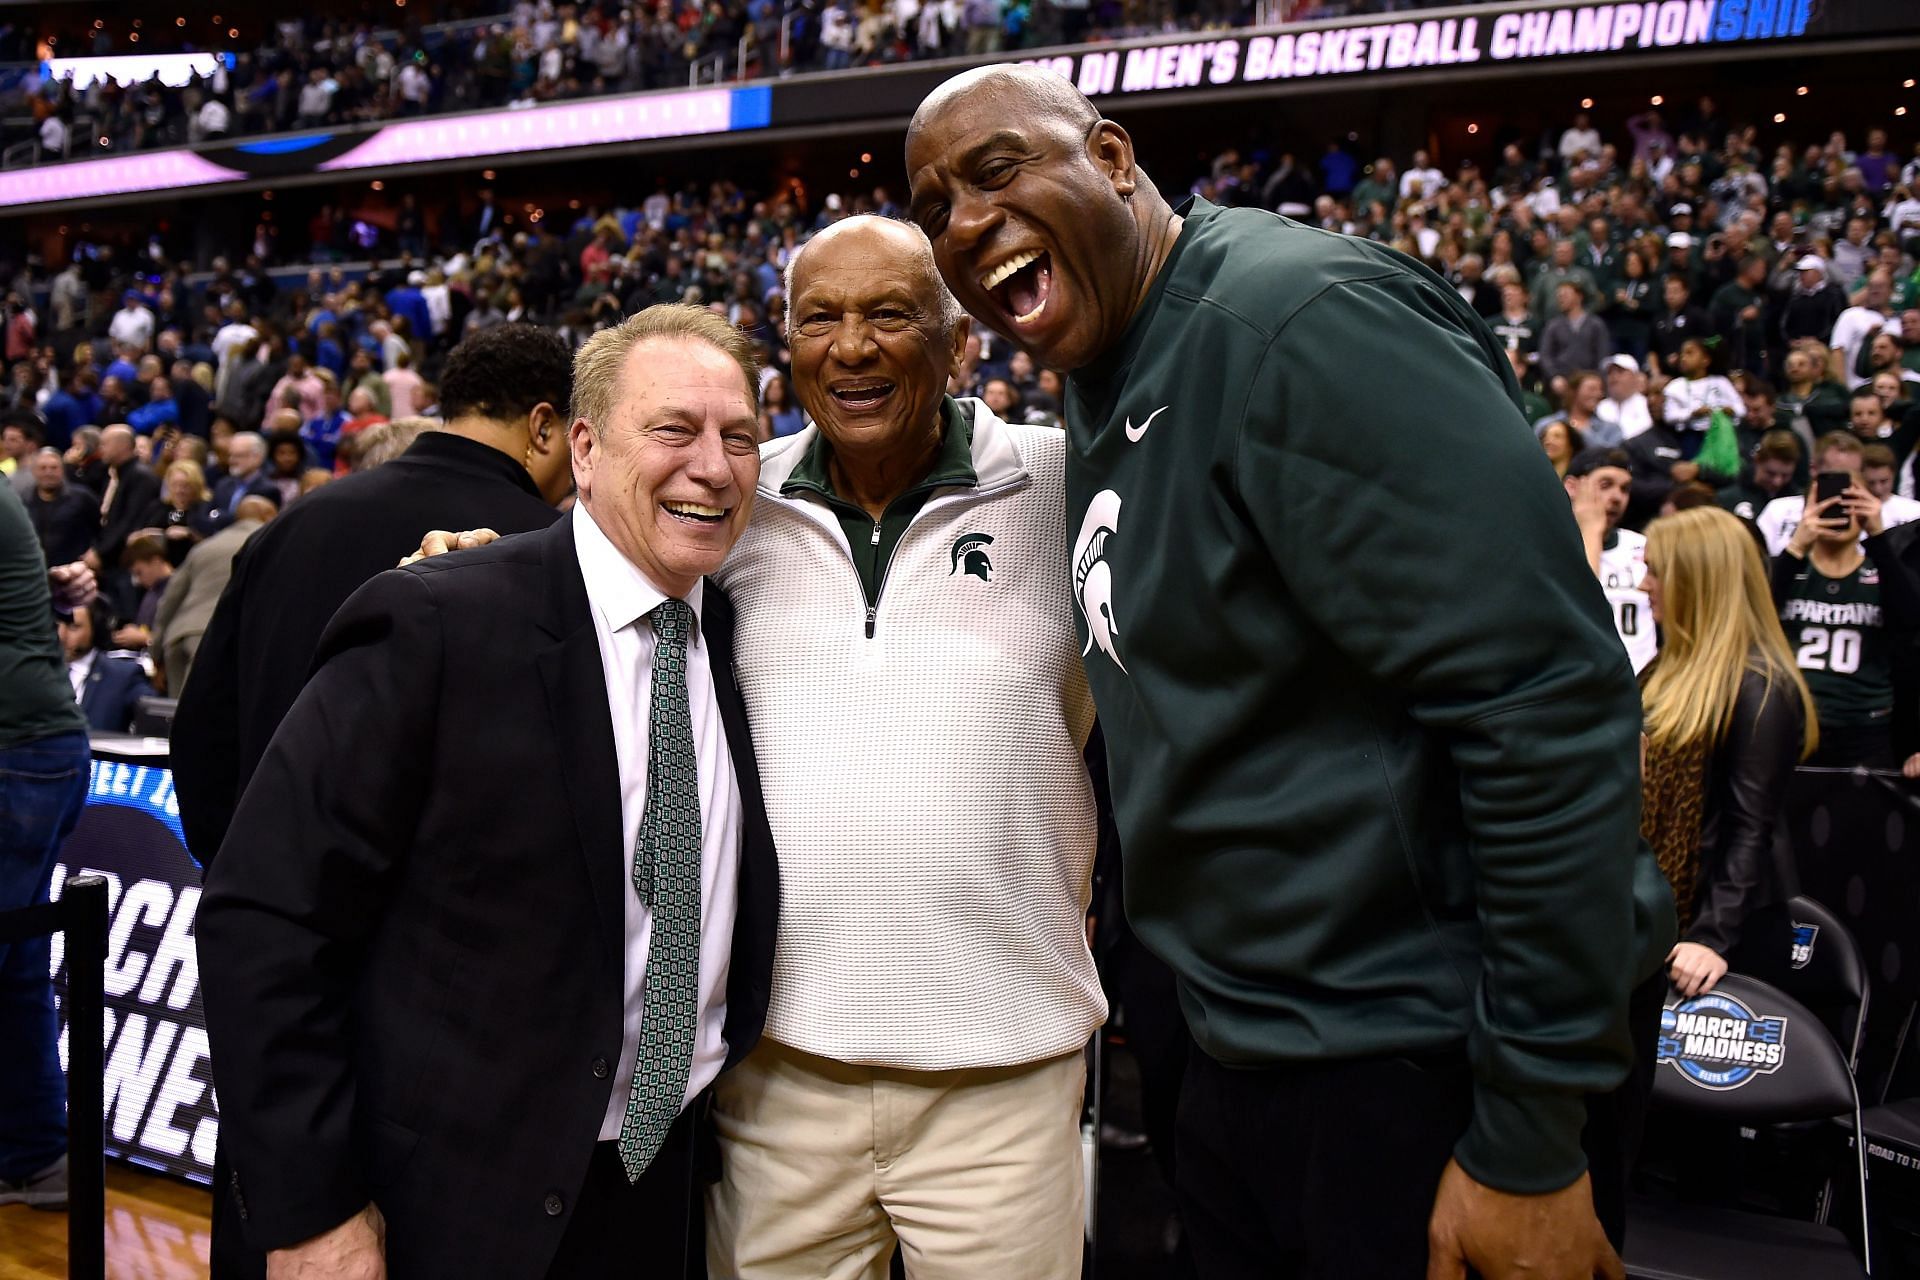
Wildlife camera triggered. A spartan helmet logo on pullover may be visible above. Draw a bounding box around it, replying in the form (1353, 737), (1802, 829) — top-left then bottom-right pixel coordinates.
(949, 532), (995, 581)
(1073, 490), (1124, 673)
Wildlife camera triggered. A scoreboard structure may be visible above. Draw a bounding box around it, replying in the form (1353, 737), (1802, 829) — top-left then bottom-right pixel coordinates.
(4, 0), (1916, 215)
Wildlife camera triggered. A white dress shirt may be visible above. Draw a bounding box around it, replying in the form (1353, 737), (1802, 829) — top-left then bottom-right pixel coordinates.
(573, 502), (743, 1140)
(67, 650), (94, 704)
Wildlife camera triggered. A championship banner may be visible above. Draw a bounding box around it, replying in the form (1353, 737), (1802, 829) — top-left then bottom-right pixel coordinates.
(769, 0), (1920, 126)
(48, 745), (216, 1186)
(1011, 0), (1886, 99)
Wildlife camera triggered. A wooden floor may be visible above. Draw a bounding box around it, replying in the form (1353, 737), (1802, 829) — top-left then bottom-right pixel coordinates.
(0, 1165), (210, 1279)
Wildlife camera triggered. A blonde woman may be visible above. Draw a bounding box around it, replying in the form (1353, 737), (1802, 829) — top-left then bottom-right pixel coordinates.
(1639, 506), (1818, 996)
(139, 458), (216, 565)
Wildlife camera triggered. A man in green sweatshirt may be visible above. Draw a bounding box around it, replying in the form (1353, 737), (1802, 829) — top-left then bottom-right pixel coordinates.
(907, 67), (1675, 1279)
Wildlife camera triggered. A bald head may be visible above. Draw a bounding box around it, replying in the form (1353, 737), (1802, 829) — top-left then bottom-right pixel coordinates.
(785, 215), (963, 341)
(99, 424), (136, 465)
(907, 65), (1098, 152)
(905, 64), (1178, 373)
(234, 495), (279, 524)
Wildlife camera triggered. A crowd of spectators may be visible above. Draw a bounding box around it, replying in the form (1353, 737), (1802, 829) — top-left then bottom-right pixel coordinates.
(1183, 106), (1920, 520)
(7, 0), (1338, 162)
(5, 102), (1919, 736)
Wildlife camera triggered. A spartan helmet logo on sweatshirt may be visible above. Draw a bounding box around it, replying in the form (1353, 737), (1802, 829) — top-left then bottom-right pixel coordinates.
(1072, 490), (1125, 674)
(949, 532), (995, 582)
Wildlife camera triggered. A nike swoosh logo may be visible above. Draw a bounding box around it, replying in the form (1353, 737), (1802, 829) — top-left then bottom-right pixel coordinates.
(1124, 405), (1168, 443)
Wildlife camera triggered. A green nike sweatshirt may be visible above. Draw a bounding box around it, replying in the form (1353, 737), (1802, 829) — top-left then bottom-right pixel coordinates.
(1065, 197), (1676, 1196)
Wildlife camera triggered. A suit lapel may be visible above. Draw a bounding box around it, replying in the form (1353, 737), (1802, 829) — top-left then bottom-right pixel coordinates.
(701, 586), (755, 800)
(533, 518), (626, 973)
(701, 580), (779, 1066)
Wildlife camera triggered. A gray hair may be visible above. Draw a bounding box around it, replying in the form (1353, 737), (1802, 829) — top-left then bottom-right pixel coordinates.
(349, 417), (436, 471)
(229, 430), (267, 459)
(571, 304), (761, 438)
(783, 216), (965, 342)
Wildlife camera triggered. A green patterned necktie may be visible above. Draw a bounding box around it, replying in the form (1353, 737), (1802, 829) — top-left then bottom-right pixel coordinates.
(617, 597), (703, 1183)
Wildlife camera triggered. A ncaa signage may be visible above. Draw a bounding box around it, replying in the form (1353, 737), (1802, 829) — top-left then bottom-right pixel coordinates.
(49, 752), (217, 1185)
(1656, 991), (1788, 1091)
(1014, 0), (1898, 99)
(1790, 921), (1819, 970)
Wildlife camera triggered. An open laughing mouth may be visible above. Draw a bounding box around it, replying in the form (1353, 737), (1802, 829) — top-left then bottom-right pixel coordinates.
(980, 249), (1053, 329)
(830, 380), (896, 412)
(663, 500), (727, 524)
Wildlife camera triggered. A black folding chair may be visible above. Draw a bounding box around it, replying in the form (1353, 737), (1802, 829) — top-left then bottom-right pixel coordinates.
(1729, 896), (1870, 1070)
(1625, 974), (1872, 1279)
(0, 874), (109, 1280)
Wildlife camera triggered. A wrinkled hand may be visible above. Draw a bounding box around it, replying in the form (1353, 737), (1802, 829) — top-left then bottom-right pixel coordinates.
(266, 1203), (386, 1280)
(1668, 942), (1729, 997)
(1427, 1161), (1622, 1280)
(399, 527), (500, 567)
(49, 562), (98, 609)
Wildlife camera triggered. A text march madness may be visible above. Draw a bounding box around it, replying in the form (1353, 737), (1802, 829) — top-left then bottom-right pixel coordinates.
(50, 757), (217, 1184)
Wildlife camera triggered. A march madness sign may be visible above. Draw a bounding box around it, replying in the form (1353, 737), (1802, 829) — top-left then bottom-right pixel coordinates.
(49, 754), (217, 1185)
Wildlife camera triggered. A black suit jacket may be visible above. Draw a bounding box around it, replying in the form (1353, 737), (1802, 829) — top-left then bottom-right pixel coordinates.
(26, 484), (100, 567)
(206, 470), (277, 528)
(76, 653), (154, 731)
(173, 432), (559, 866)
(94, 461), (160, 563)
(196, 516), (779, 1278)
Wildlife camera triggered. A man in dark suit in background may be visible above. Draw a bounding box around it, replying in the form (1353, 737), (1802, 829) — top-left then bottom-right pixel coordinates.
(173, 323), (573, 868)
(59, 598), (152, 732)
(196, 305), (779, 1278)
(85, 425), (158, 576)
(24, 448), (98, 568)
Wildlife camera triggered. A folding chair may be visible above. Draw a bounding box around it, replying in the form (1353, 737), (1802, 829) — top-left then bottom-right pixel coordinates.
(1729, 896), (1870, 1069)
(1625, 974), (1871, 1279)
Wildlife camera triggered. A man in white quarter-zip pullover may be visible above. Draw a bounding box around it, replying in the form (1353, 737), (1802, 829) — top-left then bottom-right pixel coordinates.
(706, 215), (1102, 1279)
(405, 216), (1102, 1276)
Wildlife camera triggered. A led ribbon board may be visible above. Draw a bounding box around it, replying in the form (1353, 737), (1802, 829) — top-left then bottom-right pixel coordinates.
(0, 84), (771, 210)
(1014, 0), (1905, 98)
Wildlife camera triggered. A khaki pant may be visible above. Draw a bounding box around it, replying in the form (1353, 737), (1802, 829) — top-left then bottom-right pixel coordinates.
(161, 632), (200, 699)
(707, 1040), (1086, 1280)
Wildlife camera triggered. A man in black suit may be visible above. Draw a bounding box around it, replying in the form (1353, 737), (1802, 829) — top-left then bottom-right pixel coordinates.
(84, 425), (159, 575)
(173, 323), (574, 868)
(24, 448), (98, 568)
(196, 304), (778, 1279)
(59, 598), (153, 731)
